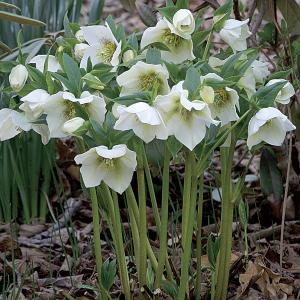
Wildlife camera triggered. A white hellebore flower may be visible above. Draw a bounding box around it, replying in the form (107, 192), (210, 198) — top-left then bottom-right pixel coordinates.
(63, 117), (85, 134)
(116, 61), (170, 96)
(75, 144), (137, 193)
(114, 102), (168, 143)
(237, 67), (256, 98)
(266, 79), (295, 105)
(80, 25), (122, 68)
(74, 43), (89, 61)
(141, 19), (195, 64)
(44, 91), (106, 138)
(171, 9), (195, 39)
(75, 29), (85, 42)
(251, 60), (270, 83)
(155, 82), (219, 150)
(0, 108), (31, 141)
(9, 65), (28, 92)
(19, 89), (49, 120)
(200, 73), (240, 125)
(247, 107), (295, 149)
(208, 55), (256, 97)
(219, 19), (251, 52)
(19, 89), (51, 144)
(30, 55), (61, 72)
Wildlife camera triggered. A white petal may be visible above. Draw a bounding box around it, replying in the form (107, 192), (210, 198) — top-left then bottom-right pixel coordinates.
(81, 25), (116, 46)
(29, 55), (60, 72)
(96, 144), (127, 159)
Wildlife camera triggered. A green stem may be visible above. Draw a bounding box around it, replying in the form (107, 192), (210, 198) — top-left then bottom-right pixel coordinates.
(111, 191), (131, 300)
(181, 150), (193, 249)
(178, 151), (197, 299)
(142, 145), (161, 230)
(202, 27), (213, 61)
(215, 135), (236, 300)
(154, 145), (171, 289)
(89, 187), (107, 300)
(195, 175), (204, 300)
(135, 141), (147, 297)
(126, 186), (159, 273)
(128, 201), (140, 272)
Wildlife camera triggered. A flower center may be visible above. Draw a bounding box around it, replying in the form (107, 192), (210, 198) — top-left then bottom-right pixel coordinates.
(214, 88), (229, 107)
(97, 157), (115, 167)
(162, 29), (183, 47)
(139, 72), (162, 92)
(96, 41), (117, 64)
(64, 101), (76, 119)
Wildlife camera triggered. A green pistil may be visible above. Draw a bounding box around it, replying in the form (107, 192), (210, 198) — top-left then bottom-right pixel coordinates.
(97, 157), (115, 167)
(97, 41), (117, 64)
(214, 88), (229, 107)
(64, 101), (76, 119)
(139, 72), (162, 92)
(162, 29), (183, 47)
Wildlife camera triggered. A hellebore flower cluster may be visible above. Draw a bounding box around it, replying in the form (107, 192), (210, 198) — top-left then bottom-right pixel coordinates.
(0, 5), (295, 195)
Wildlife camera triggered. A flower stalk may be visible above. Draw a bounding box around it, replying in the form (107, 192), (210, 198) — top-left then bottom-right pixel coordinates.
(89, 187), (107, 300)
(135, 140), (147, 298)
(111, 191), (131, 300)
(154, 145), (171, 289)
(214, 132), (236, 300)
(195, 174), (204, 299)
(178, 151), (197, 299)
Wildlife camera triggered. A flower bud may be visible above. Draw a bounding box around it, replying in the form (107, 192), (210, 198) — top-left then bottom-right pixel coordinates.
(173, 9), (195, 39)
(9, 64), (28, 92)
(75, 29), (85, 42)
(63, 117), (85, 134)
(74, 43), (89, 61)
(122, 49), (135, 63)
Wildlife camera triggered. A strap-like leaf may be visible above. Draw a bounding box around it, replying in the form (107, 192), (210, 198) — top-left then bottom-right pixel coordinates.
(0, 11), (46, 26)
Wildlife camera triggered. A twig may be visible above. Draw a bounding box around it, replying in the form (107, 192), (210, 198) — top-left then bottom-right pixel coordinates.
(280, 105), (293, 270)
(233, 0), (241, 20)
(247, 0), (257, 24)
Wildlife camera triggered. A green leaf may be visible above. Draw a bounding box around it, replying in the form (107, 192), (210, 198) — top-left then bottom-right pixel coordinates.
(207, 235), (220, 271)
(183, 66), (200, 96)
(146, 47), (161, 64)
(258, 23), (276, 43)
(238, 200), (249, 227)
(63, 13), (74, 38)
(260, 148), (283, 201)
(101, 259), (117, 292)
(176, 0), (189, 9)
(0, 2), (21, 11)
(268, 69), (292, 81)
(88, 0), (105, 23)
(192, 29), (211, 47)
(0, 61), (16, 73)
(142, 41), (171, 52)
(26, 65), (47, 90)
(51, 72), (74, 92)
(0, 11), (46, 26)
(82, 73), (105, 90)
(62, 53), (81, 94)
(158, 6), (178, 22)
(277, 0), (300, 35)
(136, 0), (157, 27)
(0, 41), (11, 54)
(213, 0), (233, 31)
(167, 136), (183, 157)
(254, 81), (287, 108)
(160, 280), (179, 299)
